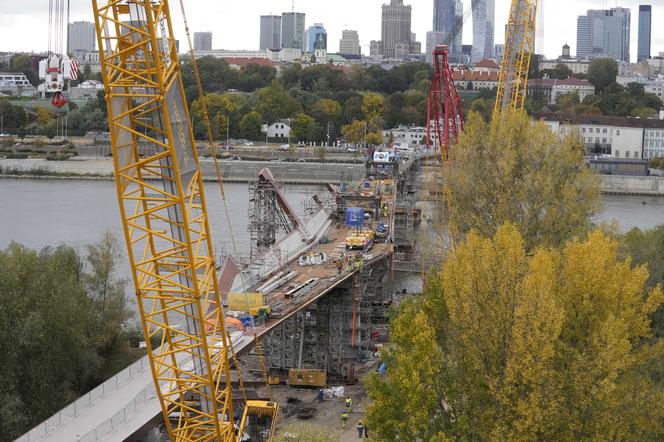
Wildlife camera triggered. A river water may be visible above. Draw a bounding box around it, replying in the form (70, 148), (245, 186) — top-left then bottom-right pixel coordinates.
(1, 179), (663, 300)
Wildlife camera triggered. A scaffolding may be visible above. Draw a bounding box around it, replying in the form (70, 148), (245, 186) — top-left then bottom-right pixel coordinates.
(262, 256), (391, 381)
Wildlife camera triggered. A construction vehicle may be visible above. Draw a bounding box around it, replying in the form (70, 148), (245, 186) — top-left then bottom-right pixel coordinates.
(249, 305), (272, 320)
(346, 229), (375, 251)
(91, 0), (278, 440)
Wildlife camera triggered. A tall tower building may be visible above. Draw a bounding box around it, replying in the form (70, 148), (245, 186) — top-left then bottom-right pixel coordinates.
(282, 12), (306, 50)
(576, 8), (630, 62)
(193, 32), (212, 51)
(339, 30), (361, 56)
(638, 5), (652, 62)
(260, 15), (282, 50)
(471, 0), (495, 62)
(381, 0), (413, 58)
(67, 21), (95, 53)
(305, 24), (327, 53)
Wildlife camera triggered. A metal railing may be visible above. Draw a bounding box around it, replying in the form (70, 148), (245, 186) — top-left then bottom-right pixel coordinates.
(16, 356), (151, 442)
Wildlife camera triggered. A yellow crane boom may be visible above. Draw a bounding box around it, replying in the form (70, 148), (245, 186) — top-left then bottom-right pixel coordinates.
(91, 1), (235, 439)
(494, 0), (539, 115)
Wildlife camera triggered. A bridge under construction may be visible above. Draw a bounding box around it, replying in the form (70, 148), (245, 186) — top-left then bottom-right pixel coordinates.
(18, 151), (421, 442)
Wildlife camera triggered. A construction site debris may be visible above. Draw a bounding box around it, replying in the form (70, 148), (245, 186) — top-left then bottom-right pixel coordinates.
(298, 252), (328, 266)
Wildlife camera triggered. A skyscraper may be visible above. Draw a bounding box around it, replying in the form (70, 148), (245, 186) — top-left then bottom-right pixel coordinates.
(339, 30), (361, 56)
(67, 21), (95, 54)
(282, 12), (306, 50)
(471, 0), (495, 62)
(576, 8), (630, 62)
(305, 24), (327, 53)
(638, 5), (652, 62)
(381, 0), (413, 58)
(260, 15), (282, 51)
(193, 32), (212, 51)
(426, 31), (446, 63)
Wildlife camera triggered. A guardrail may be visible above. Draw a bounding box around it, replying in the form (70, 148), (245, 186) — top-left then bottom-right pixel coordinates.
(16, 356), (151, 442)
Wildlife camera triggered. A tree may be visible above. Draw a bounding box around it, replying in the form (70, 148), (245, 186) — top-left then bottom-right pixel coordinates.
(85, 232), (131, 353)
(240, 111), (264, 140)
(446, 110), (601, 250)
(254, 80), (301, 122)
(0, 244), (100, 440)
(361, 92), (385, 119)
(587, 58), (618, 93)
(311, 98), (342, 125)
(556, 91), (580, 110)
(34, 106), (54, 128)
(366, 224), (664, 441)
(341, 120), (366, 145)
(290, 113), (316, 142)
(0, 100), (28, 132)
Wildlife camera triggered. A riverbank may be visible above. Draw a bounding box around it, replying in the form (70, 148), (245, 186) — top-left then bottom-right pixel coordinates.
(0, 158), (365, 185)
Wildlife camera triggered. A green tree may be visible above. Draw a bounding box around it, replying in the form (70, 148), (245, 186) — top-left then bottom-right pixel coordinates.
(10, 54), (38, 86)
(587, 58), (618, 93)
(254, 80), (301, 122)
(446, 110), (601, 250)
(85, 233), (131, 353)
(290, 113), (316, 142)
(0, 244), (100, 440)
(366, 224), (664, 441)
(0, 100), (28, 132)
(240, 111), (264, 140)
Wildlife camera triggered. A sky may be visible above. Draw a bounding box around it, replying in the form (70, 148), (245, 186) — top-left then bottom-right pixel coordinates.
(0, 0), (662, 62)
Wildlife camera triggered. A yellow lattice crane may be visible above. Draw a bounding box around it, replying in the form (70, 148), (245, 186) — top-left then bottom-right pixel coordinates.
(91, 0), (277, 440)
(494, 0), (539, 115)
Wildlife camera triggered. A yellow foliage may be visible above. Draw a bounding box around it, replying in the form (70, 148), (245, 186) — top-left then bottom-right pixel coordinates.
(366, 224), (664, 440)
(446, 110), (602, 250)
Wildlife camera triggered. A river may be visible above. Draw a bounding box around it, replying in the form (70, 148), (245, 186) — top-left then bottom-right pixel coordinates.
(1, 178), (663, 298)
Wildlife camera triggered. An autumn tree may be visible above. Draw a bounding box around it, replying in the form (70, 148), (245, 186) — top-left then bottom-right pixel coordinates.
(361, 92), (385, 119)
(341, 120), (366, 145)
(366, 224), (664, 441)
(446, 110), (601, 250)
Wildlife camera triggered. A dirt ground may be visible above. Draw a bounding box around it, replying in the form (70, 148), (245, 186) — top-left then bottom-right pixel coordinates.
(269, 357), (382, 441)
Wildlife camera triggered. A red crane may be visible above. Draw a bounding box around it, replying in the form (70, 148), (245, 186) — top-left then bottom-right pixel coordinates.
(427, 45), (464, 158)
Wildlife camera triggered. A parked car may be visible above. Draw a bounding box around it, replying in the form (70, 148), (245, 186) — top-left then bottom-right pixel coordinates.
(279, 144), (290, 151)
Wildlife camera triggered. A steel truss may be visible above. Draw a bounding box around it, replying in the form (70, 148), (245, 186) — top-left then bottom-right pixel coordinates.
(92, 1), (234, 439)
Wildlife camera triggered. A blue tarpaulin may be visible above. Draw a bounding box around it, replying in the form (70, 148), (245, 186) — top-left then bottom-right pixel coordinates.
(345, 207), (365, 227)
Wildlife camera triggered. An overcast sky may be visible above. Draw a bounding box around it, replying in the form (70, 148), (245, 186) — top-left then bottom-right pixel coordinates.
(0, 0), (662, 62)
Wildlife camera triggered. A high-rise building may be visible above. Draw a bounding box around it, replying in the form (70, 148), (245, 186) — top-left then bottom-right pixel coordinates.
(260, 15), (282, 50)
(282, 12), (306, 50)
(339, 30), (361, 56)
(370, 40), (384, 57)
(577, 8), (630, 62)
(305, 24), (327, 53)
(194, 32), (212, 51)
(381, 0), (413, 58)
(68, 21), (95, 53)
(426, 31), (446, 63)
(471, 0), (495, 63)
(605, 8), (631, 62)
(638, 5), (652, 62)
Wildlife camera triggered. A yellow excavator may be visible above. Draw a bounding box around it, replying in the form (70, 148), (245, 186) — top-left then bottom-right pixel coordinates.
(91, 0), (278, 440)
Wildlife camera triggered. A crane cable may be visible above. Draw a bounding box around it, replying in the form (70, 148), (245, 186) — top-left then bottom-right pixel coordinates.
(177, 0), (273, 403)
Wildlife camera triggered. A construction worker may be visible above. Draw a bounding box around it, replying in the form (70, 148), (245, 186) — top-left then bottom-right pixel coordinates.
(336, 258), (343, 275)
(357, 420), (365, 438)
(345, 396), (353, 410)
(318, 388), (324, 403)
(341, 409), (350, 429)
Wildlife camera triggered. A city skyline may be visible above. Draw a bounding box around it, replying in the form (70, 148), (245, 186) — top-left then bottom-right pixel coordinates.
(0, 0), (663, 62)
